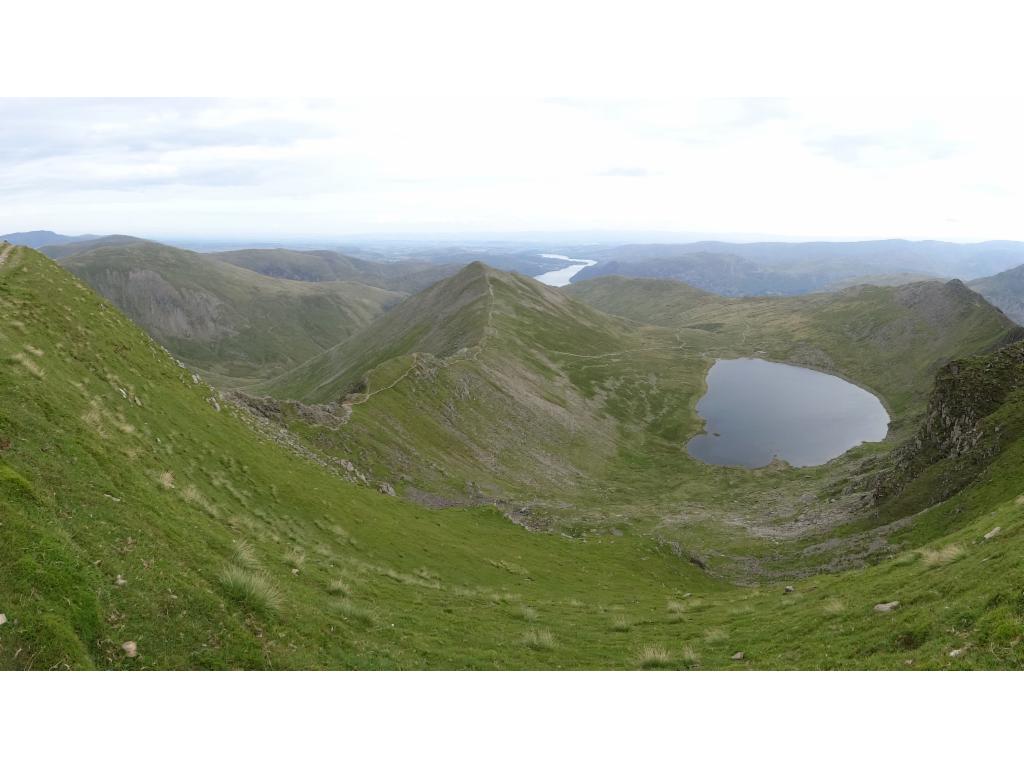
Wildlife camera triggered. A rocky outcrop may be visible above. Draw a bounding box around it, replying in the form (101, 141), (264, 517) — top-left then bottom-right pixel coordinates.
(874, 339), (1024, 504)
(227, 391), (349, 429)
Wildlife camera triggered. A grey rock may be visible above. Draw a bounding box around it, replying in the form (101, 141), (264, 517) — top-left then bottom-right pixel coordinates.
(874, 601), (900, 613)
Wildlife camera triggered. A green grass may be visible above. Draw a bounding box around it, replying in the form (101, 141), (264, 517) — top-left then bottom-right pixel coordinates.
(3, 245), (1024, 669)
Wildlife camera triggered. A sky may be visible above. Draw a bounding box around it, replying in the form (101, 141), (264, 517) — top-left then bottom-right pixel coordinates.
(4, 0), (1023, 244)
(3, 95), (1024, 243)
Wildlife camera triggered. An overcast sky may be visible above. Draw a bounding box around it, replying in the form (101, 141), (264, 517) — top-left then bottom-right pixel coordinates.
(3, 96), (1024, 242)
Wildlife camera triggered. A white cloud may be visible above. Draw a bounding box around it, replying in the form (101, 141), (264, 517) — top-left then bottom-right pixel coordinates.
(2, 96), (1024, 241)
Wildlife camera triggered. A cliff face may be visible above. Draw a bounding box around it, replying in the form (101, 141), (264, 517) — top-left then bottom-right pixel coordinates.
(874, 336), (1024, 505)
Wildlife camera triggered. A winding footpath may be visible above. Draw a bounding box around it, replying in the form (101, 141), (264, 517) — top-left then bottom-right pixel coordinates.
(0, 242), (12, 268)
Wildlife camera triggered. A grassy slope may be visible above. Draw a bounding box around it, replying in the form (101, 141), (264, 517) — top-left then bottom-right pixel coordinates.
(4, 245), (1024, 669)
(61, 241), (404, 384)
(212, 248), (460, 293)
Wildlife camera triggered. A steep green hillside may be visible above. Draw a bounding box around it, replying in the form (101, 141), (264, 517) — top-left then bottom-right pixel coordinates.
(970, 263), (1024, 324)
(4, 243), (1024, 670)
(212, 248), (460, 293)
(61, 240), (404, 384)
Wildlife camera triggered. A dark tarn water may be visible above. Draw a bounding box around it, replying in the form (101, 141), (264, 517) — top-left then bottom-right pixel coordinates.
(686, 358), (889, 468)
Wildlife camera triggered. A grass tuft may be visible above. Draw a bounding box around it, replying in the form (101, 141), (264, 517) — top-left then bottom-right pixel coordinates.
(610, 615), (634, 632)
(220, 565), (282, 616)
(921, 544), (964, 567)
(284, 547), (306, 570)
(637, 645), (672, 670)
(516, 605), (539, 622)
(521, 629), (555, 650)
(703, 626), (727, 643)
(680, 645), (700, 668)
(327, 578), (351, 596)
(822, 597), (846, 615)
(232, 539), (261, 569)
(334, 598), (375, 626)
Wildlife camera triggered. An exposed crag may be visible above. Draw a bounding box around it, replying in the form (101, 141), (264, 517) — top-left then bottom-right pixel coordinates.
(874, 336), (1024, 507)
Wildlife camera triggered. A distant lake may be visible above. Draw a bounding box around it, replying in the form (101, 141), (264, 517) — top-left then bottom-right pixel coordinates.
(534, 254), (597, 287)
(686, 358), (889, 468)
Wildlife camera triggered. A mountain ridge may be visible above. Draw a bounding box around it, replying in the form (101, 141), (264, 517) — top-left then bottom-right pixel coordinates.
(60, 240), (405, 383)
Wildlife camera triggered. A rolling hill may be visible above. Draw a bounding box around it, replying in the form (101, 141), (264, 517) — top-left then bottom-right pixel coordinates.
(6, 242), (1024, 669)
(211, 248), (461, 293)
(60, 240), (405, 383)
(41, 235), (152, 260)
(1, 230), (100, 248)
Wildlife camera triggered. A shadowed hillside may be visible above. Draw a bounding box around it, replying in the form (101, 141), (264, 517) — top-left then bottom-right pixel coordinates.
(60, 240), (404, 383)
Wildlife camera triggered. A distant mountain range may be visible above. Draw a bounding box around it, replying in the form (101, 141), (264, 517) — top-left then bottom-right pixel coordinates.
(14, 230), (1024, 299)
(570, 239), (1024, 294)
(0, 229), (100, 248)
